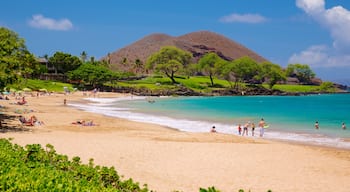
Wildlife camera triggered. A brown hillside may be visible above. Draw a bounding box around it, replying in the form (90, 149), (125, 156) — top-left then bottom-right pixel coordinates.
(103, 31), (268, 72)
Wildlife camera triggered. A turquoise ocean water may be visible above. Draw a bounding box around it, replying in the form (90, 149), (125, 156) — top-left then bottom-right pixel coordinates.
(71, 94), (350, 149)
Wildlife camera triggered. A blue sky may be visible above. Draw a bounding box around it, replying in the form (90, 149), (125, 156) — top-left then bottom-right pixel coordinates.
(1, 0), (350, 85)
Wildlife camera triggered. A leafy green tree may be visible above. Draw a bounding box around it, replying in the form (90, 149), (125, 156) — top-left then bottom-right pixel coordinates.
(260, 62), (286, 89)
(0, 27), (38, 88)
(232, 56), (260, 83)
(198, 52), (226, 87)
(220, 61), (235, 88)
(184, 63), (200, 78)
(319, 81), (335, 92)
(224, 56), (260, 89)
(49, 52), (82, 74)
(68, 63), (118, 87)
(286, 63), (315, 84)
(146, 46), (192, 84)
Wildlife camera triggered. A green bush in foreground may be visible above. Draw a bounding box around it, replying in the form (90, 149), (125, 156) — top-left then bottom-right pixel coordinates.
(0, 138), (149, 192)
(0, 138), (271, 192)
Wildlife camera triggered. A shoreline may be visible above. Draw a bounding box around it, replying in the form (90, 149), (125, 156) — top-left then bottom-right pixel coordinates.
(1, 92), (350, 192)
(74, 95), (350, 150)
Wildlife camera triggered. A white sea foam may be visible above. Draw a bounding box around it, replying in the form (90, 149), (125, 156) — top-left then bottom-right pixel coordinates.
(69, 97), (350, 150)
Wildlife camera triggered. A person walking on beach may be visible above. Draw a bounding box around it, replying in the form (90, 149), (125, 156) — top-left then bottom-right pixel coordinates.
(251, 122), (255, 136)
(315, 121), (319, 129)
(259, 118), (265, 137)
(342, 122), (346, 130)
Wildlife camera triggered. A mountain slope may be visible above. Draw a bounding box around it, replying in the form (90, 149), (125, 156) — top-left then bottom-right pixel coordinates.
(103, 31), (268, 72)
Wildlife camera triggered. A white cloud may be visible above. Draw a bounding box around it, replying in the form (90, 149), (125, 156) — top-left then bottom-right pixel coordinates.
(291, 0), (350, 68)
(296, 0), (325, 15)
(28, 14), (73, 31)
(219, 13), (267, 24)
(289, 45), (327, 66)
(288, 45), (350, 68)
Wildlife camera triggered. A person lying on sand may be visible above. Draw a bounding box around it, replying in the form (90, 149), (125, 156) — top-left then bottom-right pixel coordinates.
(72, 120), (85, 125)
(72, 120), (98, 126)
(19, 115), (44, 126)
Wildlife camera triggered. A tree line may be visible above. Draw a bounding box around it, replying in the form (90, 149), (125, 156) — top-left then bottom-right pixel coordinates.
(0, 27), (316, 90)
(146, 46), (316, 89)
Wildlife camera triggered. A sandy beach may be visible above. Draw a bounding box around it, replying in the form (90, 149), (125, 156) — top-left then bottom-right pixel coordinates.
(1, 92), (350, 192)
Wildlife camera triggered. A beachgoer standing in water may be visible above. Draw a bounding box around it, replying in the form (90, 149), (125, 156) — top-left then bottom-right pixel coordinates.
(315, 121), (319, 129)
(342, 122), (346, 130)
(237, 124), (242, 135)
(211, 126), (217, 133)
(243, 122), (250, 136)
(251, 122), (255, 136)
(259, 118), (265, 137)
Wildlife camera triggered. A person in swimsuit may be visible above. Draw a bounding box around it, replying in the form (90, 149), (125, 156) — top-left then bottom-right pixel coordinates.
(259, 118), (265, 137)
(242, 122), (250, 136)
(211, 126), (217, 133)
(237, 124), (242, 135)
(315, 121), (319, 129)
(251, 122), (255, 136)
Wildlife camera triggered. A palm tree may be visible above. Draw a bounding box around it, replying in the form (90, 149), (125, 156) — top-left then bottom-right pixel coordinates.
(80, 51), (87, 63)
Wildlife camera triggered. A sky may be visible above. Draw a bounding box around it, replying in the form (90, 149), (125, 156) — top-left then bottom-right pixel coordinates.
(1, 0), (350, 85)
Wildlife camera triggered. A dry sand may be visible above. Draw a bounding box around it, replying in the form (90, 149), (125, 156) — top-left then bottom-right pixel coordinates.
(1, 92), (350, 192)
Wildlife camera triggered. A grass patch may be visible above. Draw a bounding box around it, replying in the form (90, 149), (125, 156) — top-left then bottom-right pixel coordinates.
(6, 79), (75, 92)
(118, 76), (232, 93)
(270, 84), (320, 92)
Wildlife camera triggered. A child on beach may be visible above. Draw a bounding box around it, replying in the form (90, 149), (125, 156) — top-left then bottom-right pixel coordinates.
(237, 124), (242, 135)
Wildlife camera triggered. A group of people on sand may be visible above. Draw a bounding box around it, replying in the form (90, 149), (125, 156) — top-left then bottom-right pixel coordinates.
(211, 118), (267, 137)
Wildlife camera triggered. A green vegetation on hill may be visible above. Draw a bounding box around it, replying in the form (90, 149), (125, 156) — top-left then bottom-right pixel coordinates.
(117, 75), (335, 94)
(3, 76), (339, 97)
